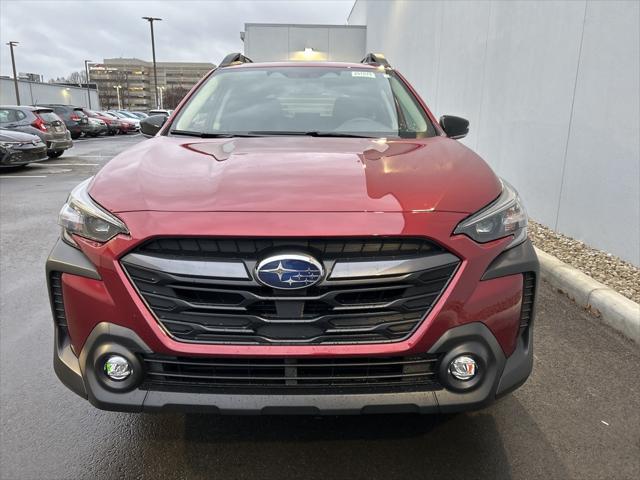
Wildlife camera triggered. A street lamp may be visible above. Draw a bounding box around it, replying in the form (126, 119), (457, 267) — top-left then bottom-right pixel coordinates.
(157, 85), (165, 109)
(6, 41), (20, 105)
(84, 60), (92, 109)
(114, 85), (122, 109)
(142, 16), (162, 109)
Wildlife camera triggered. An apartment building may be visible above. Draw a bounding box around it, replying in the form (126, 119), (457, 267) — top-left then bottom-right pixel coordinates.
(89, 58), (215, 111)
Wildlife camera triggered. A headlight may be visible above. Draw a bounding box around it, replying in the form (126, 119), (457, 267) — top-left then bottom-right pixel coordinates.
(454, 180), (527, 249)
(0, 141), (20, 149)
(58, 177), (128, 245)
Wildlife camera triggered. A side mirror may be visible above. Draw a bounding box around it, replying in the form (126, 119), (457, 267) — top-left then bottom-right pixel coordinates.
(140, 114), (167, 137)
(439, 115), (469, 139)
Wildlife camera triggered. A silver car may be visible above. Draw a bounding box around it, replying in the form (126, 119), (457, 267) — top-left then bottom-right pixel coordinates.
(0, 106), (73, 158)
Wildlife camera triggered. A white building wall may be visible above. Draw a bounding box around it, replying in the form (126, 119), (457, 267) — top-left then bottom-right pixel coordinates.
(243, 23), (366, 62)
(0, 78), (100, 109)
(349, 0), (640, 265)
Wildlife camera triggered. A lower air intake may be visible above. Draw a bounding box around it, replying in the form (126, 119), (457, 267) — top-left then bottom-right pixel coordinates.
(141, 354), (443, 393)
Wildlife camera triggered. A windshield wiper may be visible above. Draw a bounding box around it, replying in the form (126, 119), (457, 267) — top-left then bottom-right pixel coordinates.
(169, 130), (258, 138)
(247, 131), (374, 138)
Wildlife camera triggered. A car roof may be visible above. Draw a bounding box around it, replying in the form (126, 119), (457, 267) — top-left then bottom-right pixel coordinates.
(38, 104), (81, 108)
(0, 105), (41, 111)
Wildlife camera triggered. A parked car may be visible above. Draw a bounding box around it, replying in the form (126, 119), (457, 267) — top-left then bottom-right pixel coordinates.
(48, 53), (538, 414)
(106, 111), (140, 133)
(83, 109), (120, 136)
(0, 128), (47, 167)
(116, 110), (142, 120)
(148, 109), (171, 117)
(84, 117), (108, 137)
(101, 112), (132, 134)
(129, 111), (148, 119)
(38, 105), (89, 139)
(0, 106), (73, 158)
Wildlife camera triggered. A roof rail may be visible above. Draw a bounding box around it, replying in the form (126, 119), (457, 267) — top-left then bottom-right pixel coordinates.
(219, 53), (253, 68)
(361, 53), (390, 68)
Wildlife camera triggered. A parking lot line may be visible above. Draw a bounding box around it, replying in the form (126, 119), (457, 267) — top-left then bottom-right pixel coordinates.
(42, 163), (99, 166)
(0, 175), (47, 178)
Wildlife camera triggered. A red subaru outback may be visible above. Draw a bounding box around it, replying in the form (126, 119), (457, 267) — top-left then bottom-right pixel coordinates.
(47, 53), (538, 414)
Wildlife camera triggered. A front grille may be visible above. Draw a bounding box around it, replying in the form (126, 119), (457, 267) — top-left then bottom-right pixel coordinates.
(137, 237), (445, 259)
(519, 272), (536, 333)
(6, 147), (46, 164)
(141, 354), (442, 393)
(122, 237), (459, 345)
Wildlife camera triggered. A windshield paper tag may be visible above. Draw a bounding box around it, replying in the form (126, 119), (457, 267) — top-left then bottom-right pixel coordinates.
(352, 71), (376, 78)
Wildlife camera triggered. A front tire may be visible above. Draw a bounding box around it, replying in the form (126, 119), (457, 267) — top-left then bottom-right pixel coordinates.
(47, 150), (64, 158)
(70, 132), (81, 140)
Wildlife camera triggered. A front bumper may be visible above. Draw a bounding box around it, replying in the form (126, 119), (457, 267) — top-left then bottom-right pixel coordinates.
(1, 144), (48, 166)
(53, 319), (532, 414)
(47, 238), (538, 414)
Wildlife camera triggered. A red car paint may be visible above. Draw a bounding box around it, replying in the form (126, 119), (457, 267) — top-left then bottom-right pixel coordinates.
(90, 136), (501, 214)
(62, 64), (523, 365)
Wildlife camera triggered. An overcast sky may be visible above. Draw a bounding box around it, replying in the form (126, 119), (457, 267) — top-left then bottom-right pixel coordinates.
(0, 0), (354, 80)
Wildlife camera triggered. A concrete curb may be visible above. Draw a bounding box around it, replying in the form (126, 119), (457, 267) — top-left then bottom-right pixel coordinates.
(534, 247), (640, 344)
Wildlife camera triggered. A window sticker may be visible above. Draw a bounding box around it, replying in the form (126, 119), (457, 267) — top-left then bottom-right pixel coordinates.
(351, 71), (376, 78)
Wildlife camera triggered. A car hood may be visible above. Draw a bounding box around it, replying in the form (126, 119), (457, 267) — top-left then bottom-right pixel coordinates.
(90, 136), (501, 214)
(0, 129), (41, 142)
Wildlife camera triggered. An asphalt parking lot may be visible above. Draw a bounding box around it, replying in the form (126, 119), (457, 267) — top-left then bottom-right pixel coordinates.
(0, 134), (638, 480)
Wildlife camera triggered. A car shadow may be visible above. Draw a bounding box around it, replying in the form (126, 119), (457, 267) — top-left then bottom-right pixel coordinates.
(127, 394), (569, 480)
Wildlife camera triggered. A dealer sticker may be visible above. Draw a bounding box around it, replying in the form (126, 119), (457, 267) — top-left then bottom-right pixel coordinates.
(352, 71), (376, 78)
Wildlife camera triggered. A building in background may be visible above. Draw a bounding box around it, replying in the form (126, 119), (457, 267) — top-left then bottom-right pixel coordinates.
(349, 0), (640, 265)
(18, 72), (43, 83)
(89, 58), (215, 111)
(241, 23), (366, 62)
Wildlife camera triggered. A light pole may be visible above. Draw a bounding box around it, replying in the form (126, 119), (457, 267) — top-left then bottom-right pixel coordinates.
(114, 85), (122, 109)
(6, 41), (20, 105)
(157, 86), (165, 109)
(84, 60), (92, 109)
(142, 16), (162, 109)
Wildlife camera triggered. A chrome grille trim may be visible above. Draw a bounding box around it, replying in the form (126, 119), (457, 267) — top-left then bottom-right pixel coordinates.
(121, 251), (458, 283)
(328, 253), (459, 279)
(121, 253), (250, 279)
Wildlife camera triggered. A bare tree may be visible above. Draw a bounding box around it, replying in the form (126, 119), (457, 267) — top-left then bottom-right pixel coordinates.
(163, 86), (189, 109)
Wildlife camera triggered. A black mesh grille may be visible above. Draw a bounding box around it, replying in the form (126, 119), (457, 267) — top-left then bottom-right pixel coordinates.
(520, 272), (536, 333)
(141, 354), (443, 393)
(122, 237), (459, 345)
(136, 237), (445, 260)
(6, 146), (47, 164)
(49, 272), (67, 327)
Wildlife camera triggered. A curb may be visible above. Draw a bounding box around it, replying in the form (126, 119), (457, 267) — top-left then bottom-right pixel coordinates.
(534, 247), (640, 344)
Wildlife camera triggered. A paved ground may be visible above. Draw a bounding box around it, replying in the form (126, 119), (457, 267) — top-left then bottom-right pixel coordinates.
(1, 134), (638, 480)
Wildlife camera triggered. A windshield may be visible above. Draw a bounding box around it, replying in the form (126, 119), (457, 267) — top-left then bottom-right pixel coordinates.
(171, 66), (435, 138)
(35, 110), (62, 123)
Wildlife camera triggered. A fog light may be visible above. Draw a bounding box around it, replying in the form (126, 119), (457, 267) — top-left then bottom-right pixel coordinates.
(103, 355), (132, 380)
(449, 355), (478, 381)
